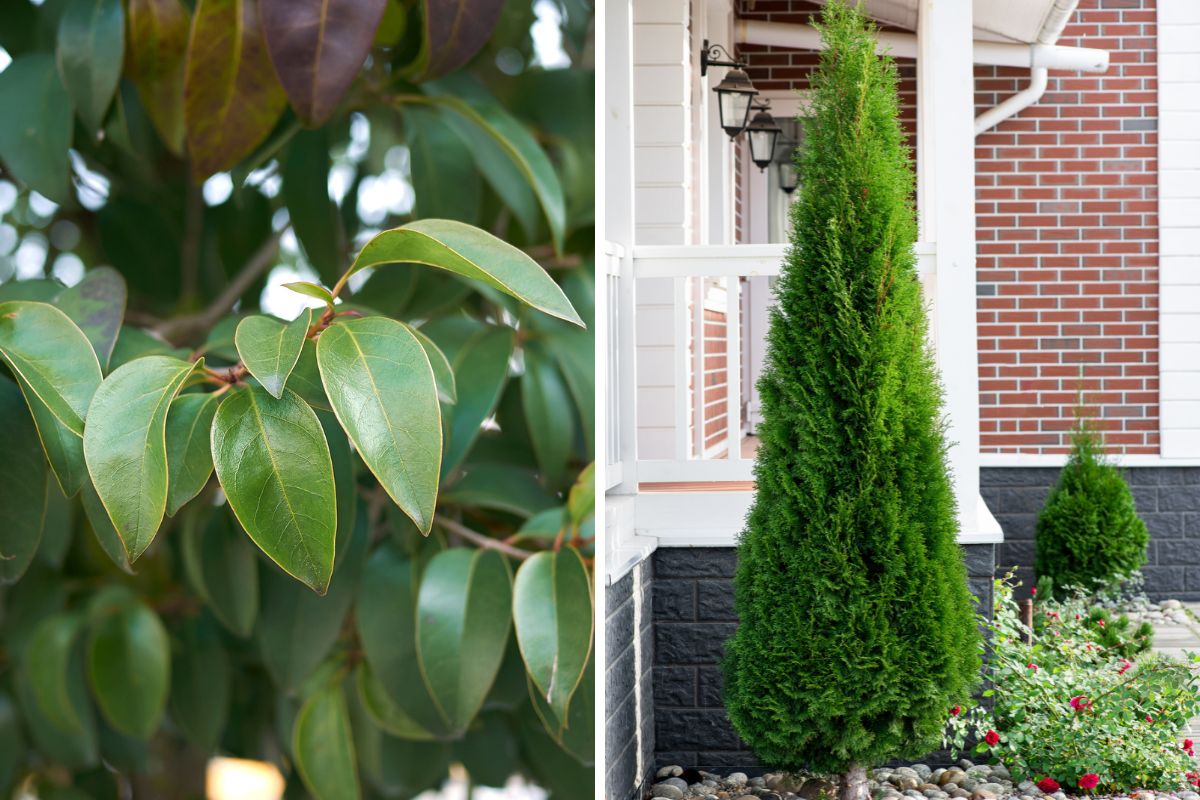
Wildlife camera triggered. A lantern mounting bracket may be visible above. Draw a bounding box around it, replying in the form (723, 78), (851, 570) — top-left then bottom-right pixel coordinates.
(700, 39), (744, 76)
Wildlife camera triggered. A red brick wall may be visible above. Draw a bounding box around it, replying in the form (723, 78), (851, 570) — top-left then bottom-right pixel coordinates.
(734, 0), (1160, 456)
(975, 0), (1159, 455)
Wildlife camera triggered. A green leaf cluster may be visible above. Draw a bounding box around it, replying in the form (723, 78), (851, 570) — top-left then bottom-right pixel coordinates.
(0, 0), (595, 795)
(1035, 420), (1149, 595)
(721, 1), (981, 776)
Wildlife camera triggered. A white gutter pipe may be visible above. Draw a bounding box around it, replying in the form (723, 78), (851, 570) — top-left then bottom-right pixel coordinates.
(734, 0), (1108, 136)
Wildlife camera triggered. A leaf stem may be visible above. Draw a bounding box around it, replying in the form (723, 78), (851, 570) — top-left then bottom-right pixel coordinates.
(437, 517), (533, 561)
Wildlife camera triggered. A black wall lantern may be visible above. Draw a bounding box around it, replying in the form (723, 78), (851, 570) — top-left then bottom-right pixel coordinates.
(701, 39), (757, 139)
(746, 102), (781, 171)
(777, 138), (800, 194)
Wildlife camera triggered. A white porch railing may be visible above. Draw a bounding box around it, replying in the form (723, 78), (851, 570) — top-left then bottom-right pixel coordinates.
(614, 242), (936, 486)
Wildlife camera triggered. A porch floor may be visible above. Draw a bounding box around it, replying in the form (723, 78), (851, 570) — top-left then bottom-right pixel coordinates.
(638, 436), (761, 493)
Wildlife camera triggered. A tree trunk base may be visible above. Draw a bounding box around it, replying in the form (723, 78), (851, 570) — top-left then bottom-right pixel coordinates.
(840, 764), (870, 800)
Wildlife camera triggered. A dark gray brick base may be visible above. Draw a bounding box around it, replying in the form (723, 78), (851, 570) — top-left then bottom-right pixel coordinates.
(650, 544), (997, 774)
(605, 560), (654, 800)
(981, 466), (1200, 601)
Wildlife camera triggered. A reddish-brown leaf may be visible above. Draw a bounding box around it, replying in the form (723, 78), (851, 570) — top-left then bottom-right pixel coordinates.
(126, 0), (189, 154)
(259, 0), (387, 127)
(183, 0), (286, 178)
(412, 0), (505, 81)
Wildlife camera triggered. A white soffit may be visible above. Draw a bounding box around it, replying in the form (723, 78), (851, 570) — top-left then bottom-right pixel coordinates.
(812, 0), (1065, 45)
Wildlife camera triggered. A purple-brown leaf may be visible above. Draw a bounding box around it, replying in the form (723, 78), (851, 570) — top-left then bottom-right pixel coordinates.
(413, 0), (505, 81)
(125, 0), (189, 155)
(259, 0), (387, 127)
(183, 0), (287, 179)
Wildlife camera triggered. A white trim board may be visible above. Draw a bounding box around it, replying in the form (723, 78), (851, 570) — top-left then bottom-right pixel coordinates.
(982, 454), (1200, 468)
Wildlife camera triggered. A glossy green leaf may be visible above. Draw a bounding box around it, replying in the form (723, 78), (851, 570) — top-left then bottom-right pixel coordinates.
(125, 0), (189, 154)
(169, 619), (230, 750)
(318, 410), (357, 561)
(235, 309), (311, 399)
(0, 692), (25, 792)
(183, 0), (287, 177)
(457, 710), (518, 787)
(567, 462), (595, 527)
(80, 479), (133, 573)
(287, 339), (331, 411)
(87, 602), (170, 738)
(109, 325), (189, 370)
(293, 683), (360, 800)
(16, 638), (99, 770)
(283, 128), (343, 284)
(521, 344), (573, 482)
(56, 0), (124, 131)
(349, 675), (449, 795)
(37, 478), (74, 569)
(257, 503), (367, 690)
(212, 386), (336, 593)
(25, 613), (87, 734)
(440, 463), (556, 518)
(425, 76), (565, 250)
(528, 654), (594, 765)
(0, 377), (50, 584)
(354, 664), (437, 741)
(318, 316), (441, 534)
(517, 700), (592, 793)
(406, 106), (481, 224)
(0, 55), (74, 203)
(54, 267), (127, 370)
(0, 301), (102, 436)
(164, 391), (221, 516)
(408, 0), (503, 81)
(0, 301), (103, 495)
(180, 506), (259, 637)
(348, 220), (581, 327)
(0, 278), (65, 302)
(284, 281), (335, 307)
(407, 323), (456, 404)
(416, 548), (512, 733)
(513, 549), (593, 722)
(82, 355), (201, 561)
(356, 542), (447, 738)
(442, 327), (512, 476)
(548, 327), (594, 452)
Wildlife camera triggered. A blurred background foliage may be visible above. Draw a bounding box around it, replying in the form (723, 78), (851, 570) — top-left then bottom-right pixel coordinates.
(0, 0), (594, 797)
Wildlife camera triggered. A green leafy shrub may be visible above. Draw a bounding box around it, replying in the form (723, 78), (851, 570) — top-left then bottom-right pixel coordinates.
(0, 0), (595, 796)
(1030, 582), (1153, 661)
(947, 577), (1200, 792)
(1035, 421), (1148, 595)
(721, 4), (980, 796)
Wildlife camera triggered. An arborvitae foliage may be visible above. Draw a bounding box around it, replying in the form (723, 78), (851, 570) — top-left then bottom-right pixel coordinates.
(1035, 420), (1148, 594)
(721, 3), (981, 786)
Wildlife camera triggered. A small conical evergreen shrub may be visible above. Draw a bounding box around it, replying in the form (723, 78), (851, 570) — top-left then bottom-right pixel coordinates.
(721, 5), (981, 796)
(1035, 419), (1148, 594)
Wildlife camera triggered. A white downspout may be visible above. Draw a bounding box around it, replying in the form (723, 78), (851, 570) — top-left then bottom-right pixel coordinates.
(975, 0), (1088, 135)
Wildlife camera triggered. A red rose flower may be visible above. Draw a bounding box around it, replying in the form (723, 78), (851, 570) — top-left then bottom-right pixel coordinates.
(1118, 659), (1133, 675)
(985, 729), (1000, 746)
(1037, 778), (1060, 793)
(1077, 774), (1099, 790)
(1070, 695), (1091, 713)
(950, 705), (961, 717)
(1146, 715), (1154, 723)
(1186, 739), (1194, 750)
(1031, 587), (1037, 596)
(1097, 618), (1105, 627)
(1028, 663), (1039, 671)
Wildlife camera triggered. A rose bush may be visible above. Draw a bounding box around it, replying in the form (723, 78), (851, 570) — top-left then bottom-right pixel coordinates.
(946, 576), (1200, 793)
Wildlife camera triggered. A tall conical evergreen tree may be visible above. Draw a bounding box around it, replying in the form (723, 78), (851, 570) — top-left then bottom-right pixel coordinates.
(722, 5), (981, 797)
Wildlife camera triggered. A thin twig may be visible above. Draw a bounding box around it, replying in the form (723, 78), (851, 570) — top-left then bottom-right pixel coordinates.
(437, 517), (532, 560)
(156, 229), (285, 345)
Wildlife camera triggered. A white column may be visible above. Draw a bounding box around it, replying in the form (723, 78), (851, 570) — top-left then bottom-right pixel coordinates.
(1158, 0), (1200, 459)
(917, 0), (985, 535)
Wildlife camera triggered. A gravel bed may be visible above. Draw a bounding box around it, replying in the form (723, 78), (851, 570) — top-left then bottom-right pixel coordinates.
(647, 761), (1200, 800)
